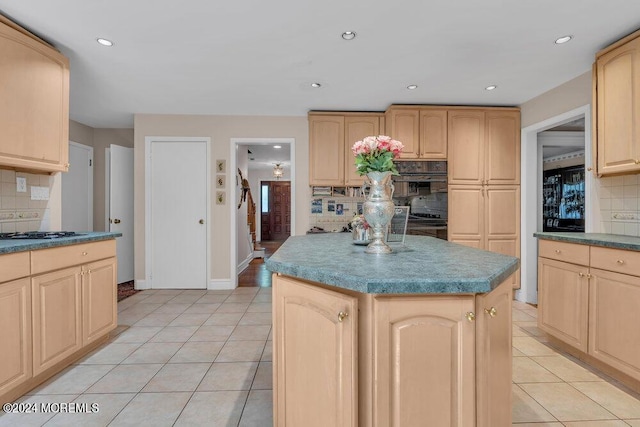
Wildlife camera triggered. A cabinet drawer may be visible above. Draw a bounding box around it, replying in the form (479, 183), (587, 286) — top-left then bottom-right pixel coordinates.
(590, 246), (640, 276)
(538, 240), (589, 265)
(31, 240), (116, 275)
(0, 251), (30, 283)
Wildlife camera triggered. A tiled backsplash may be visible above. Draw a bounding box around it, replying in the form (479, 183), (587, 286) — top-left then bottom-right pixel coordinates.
(597, 174), (640, 237)
(309, 197), (364, 232)
(0, 169), (51, 232)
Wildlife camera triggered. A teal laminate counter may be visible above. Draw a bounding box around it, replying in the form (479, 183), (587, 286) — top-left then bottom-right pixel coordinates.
(534, 232), (640, 251)
(265, 233), (519, 294)
(0, 232), (122, 254)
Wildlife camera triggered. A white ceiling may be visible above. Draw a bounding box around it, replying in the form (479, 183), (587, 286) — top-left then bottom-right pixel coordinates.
(245, 144), (291, 171)
(1, 1), (639, 128)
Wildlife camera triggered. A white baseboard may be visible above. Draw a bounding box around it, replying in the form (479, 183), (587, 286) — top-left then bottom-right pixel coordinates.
(208, 279), (235, 290)
(134, 279), (150, 290)
(237, 254), (253, 275)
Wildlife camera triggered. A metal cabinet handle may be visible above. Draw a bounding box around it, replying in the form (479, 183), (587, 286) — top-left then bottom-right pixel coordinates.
(338, 311), (349, 322)
(555, 249), (561, 254)
(484, 307), (497, 317)
(579, 272), (585, 277)
(82, 251), (88, 256)
(465, 312), (476, 322)
(587, 273), (593, 279)
(617, 259), (625, 265)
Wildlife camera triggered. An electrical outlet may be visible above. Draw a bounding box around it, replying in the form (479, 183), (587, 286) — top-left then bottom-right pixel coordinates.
(30, 186), (50, 201)
(16, 177), (27, 193)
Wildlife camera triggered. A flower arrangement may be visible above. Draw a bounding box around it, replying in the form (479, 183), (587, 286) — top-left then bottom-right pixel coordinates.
(352, 135), (404, 176)
(350, 214), (369, 230)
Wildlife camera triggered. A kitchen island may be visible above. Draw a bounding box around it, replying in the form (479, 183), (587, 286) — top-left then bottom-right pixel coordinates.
(0, 232), (121, 405)
(266, 234), (519, 427)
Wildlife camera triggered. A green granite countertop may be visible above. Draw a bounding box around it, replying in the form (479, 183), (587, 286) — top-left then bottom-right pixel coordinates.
(265, 234), (519, 294)
(0, 232), (122, 254)
(534, 232), (640, 251)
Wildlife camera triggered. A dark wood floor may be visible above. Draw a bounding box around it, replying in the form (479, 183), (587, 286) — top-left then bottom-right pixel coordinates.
(238, 241), (283, 287)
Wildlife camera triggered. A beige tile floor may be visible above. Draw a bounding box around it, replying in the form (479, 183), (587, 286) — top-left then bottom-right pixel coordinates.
(1, 289), (640, 426)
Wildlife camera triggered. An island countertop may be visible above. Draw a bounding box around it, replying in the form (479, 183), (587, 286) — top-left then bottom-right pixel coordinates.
(265, 234), (519, 294)
(0, 232), (122, 254)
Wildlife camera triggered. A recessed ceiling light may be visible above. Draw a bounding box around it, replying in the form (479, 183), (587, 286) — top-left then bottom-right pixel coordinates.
(96, 38), (114, 47)
(311, 82), (322, 88)
(341, 31), (356, 40)
(407, 85), (418, 90)
(555, 35), (573, 44)
(273, 145), (282, 149)
(485, 85), (497, 91)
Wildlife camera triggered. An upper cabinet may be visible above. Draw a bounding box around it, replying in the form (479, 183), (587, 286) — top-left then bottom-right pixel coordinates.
(594, 30), (640, 176)
(0, 16), (69, 173)
(385, 106), (447, 159)
(448, 109), (520, 185)
(308, 113), (383, 186)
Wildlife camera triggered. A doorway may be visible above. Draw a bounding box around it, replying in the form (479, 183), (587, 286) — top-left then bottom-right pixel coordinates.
(520, 105), (596, 304)
(62, 141), (93, 232)
(145, 137), (210, 289)
(261, 180), (291, 241)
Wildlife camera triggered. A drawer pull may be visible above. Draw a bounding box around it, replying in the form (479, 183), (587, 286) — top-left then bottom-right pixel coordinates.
(617, 259), (625, 265)
(82, 251), (88, 256)
(555, 249), (561, 254)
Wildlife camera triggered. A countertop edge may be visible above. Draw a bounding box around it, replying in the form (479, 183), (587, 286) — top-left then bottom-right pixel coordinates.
(534, 232), (640, 251)
(0, 232), (122, 254)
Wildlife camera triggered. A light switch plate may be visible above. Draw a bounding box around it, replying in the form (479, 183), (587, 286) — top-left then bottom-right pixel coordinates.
(16, 177), (27, 193)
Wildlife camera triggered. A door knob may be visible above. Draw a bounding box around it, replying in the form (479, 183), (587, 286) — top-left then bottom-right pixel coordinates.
(113, 218), (121, 224)
(199, 219), (205, 224)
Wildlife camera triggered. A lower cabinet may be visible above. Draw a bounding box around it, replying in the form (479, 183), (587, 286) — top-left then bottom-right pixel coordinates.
(0, 278), (32, 398)
(83, 258), (117, 345)
(31, 267), (83, 376)
(273, 274), (512, 426)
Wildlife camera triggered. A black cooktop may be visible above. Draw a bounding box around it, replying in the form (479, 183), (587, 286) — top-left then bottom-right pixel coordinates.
(0, 231), (82, 240)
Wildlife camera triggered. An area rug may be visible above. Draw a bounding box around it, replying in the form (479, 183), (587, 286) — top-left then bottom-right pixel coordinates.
(117, 281), (140, 302)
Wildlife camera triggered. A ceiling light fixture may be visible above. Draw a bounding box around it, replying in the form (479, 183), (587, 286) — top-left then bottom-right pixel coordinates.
(96, 38), (114, 47)
(311, 82), (322, 88)
(273, 163), (284, 180)
(341, 31), (356, 40)
(485, 85), (497, 91)
(407, 85), (418, 90)
(273, 145), (281, 149)
(555, 35), (573, 44)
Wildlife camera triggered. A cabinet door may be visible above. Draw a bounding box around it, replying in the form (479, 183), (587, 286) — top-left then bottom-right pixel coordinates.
(0, 278), (31, 397)
(83, 258), (117, 345)
(448, 185), (484, 249)
(476, 279), (512, 427)
(485, 186), (520, 289)
(374, 296), (476, 427)
(386, 108), (420, 159)
(273, 275), (357, 427)
(589, 268), (640, 380)
(596, 36), (640, 175)
(419, 109), (447, 159)
(344, 116), (380, 186)
(32, 267), (82, 376)
(448, 110), (485, 185)
(485, 111), (520, 184)
(309, 115), (345, 185)
(537, 258), (589, 353)
(0, 19), (69, 173)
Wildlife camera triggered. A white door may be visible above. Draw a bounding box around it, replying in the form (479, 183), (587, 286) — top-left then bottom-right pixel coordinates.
(109, 145), (134, 284)
(150, 140), (208, 289)
(62, 142), (93, 231)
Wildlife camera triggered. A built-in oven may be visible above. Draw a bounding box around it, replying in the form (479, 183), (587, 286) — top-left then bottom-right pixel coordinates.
(392, 161), (448, 240)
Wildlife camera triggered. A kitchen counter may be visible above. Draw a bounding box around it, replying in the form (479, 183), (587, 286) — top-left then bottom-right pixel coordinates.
(0, 232), (122, 254)
(266, 233), (519, 294)
(534, 232), (640, 251)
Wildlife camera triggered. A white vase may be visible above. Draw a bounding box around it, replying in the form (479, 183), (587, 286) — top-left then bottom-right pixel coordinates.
(362, 171), (395, 254)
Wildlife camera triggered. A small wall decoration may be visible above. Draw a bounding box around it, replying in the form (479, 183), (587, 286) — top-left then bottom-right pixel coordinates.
(216, 175), (226, 189)
(216, 191), (226, 205)
(216, 159), (226, 173)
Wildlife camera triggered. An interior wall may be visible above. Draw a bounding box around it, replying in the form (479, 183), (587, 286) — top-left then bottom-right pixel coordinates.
(133, 114), (309, 285)
(236, 146), (252, 271)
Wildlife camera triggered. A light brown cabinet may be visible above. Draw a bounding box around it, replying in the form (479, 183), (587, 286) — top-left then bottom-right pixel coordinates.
(0, 16), (69, 173)
(309, 113), (383, 186)
(385, 106), (447, 159)
(594, 31), (640, 175)
(0, 239), (117, 405)
(273, 275), (357, 427)
(449, 185), (520, 288)
(537, 238), (640, 389)
(273, 274), (513, 426)
(0, 278), (32, 398)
